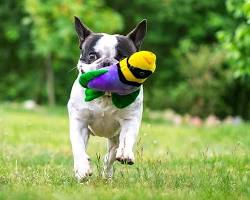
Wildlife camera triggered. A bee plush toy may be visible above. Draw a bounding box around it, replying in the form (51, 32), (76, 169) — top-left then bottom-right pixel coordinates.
(79, 51), (156, 108)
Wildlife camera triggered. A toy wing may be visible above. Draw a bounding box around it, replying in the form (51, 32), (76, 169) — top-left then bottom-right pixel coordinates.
(79, 69), (108, 102)
(79, 69), (108, 88)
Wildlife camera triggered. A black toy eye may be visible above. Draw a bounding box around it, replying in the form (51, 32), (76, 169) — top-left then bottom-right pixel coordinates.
(139, 71), (145, 76)
(88, 52), (98, 61)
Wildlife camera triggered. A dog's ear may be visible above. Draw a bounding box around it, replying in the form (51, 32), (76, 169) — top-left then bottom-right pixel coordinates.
(74, 16), (92, 49)
(127, 19), (147, 50)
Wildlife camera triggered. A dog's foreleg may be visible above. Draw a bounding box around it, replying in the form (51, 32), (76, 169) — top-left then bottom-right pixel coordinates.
(69, 116), (92, 182)
(116, 119), (141, 165)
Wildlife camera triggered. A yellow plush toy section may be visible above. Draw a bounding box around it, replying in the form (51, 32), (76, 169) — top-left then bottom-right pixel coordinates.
(119, 51), (156, 84)
(129, 51), (156, 72)
(119, 58), (146, 83)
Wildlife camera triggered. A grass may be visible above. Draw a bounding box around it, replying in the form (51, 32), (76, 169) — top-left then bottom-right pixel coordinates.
(0, 103), (249, 200)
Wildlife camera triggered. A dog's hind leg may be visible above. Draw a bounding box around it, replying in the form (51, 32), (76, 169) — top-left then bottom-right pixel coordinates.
(103, 135), (119, 178)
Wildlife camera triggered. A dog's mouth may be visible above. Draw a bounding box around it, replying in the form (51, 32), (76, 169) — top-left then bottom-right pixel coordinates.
(79, 59), (118, 75)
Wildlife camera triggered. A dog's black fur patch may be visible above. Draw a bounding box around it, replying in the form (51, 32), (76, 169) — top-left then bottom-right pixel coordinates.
(115, 35), (137, 61)
(80, 34), (103, 64)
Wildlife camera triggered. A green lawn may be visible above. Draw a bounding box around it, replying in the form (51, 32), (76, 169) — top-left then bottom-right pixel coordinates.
(0, 104), (249, 200)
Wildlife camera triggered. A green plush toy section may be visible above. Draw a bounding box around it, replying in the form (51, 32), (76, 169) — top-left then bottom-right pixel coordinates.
(84, 88), (140, 109)
(79, 69), (107, 102)
(85, 89), (104, 101)
(112, 89), (140, 109)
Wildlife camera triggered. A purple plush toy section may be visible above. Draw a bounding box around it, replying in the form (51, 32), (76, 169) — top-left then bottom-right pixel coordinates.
(87, 64), (138, 95)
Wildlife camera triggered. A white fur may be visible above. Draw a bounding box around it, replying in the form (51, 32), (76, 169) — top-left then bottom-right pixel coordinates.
(94, 34), (118, 59)
(68, 34), (143, 181)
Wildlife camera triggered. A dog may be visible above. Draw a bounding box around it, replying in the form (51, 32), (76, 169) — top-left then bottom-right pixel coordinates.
(67, 16), (147, 181)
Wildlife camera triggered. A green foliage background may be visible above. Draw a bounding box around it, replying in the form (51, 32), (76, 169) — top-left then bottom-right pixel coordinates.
(0, 0), (250, 119)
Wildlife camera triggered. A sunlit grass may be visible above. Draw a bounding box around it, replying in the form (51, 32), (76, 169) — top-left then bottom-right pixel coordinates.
(0, 103), (249, 200)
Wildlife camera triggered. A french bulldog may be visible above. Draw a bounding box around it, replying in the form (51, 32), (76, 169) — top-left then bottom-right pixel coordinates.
(67, 16), (147, 181)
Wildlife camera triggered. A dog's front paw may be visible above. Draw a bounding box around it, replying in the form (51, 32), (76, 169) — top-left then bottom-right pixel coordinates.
(74, 160), (92, 182)
(116, 148), (135, 165)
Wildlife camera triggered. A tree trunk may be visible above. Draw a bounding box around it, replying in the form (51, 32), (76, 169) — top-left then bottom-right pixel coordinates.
(45, 54), (55, 106)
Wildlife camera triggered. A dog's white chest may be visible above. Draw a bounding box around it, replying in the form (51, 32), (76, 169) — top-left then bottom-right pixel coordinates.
(87, 97), (121, 138)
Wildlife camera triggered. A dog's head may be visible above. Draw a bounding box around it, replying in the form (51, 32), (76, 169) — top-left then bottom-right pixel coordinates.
(74, 17), (147, 74)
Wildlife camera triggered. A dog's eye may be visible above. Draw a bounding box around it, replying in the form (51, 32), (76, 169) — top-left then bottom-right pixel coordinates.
(88, 52), (98, 62)
(80, 56), (85, 62)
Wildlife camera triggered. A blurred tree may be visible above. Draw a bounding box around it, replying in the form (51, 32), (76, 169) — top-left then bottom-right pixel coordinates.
(217, 0), (250, 118)
(24, 0), (123, 105)
(218, 0), (250, 78)
(0, 0), (38, 102)
(169, 46), (232, 118)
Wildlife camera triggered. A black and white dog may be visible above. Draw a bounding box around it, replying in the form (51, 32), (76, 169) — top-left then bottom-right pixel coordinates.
(68, 17), (147, 181)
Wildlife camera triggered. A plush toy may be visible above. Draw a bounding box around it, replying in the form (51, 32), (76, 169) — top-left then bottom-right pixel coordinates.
(79, 51), (156, 108)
